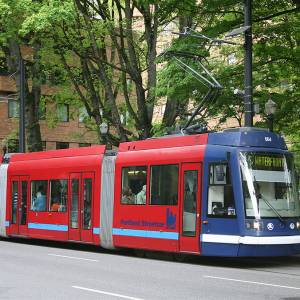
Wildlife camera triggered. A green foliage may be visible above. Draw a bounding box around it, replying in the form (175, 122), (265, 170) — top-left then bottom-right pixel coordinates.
(157, 0), (300, 136)
(1, 0), (299, 158)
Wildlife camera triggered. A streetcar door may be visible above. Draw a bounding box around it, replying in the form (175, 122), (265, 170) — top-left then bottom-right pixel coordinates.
(179, 163), (202, 253)
(81, 173), (94, 243)
(10, 176), (29, 236)
(69, 173), (81, 241)
(19, 176), (29, 235)
(69, 172), (94, 243)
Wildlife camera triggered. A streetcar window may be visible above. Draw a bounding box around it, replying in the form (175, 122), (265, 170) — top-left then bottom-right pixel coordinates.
(121, 166), (147, 205)
(11, 181), (18, 224)
(49, 180), (68, 212)
(150, 164), (178, 205)
(83, 178), (92, 229)
(31, 180), (48, 212)
(240, 152), (300, 218)
(20, 181), (28, 225)
(207, 164), (236, 217)
(71, 179), (79, 229)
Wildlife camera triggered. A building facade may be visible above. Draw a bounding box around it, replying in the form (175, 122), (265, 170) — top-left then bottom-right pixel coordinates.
(0, 73), (99, 156)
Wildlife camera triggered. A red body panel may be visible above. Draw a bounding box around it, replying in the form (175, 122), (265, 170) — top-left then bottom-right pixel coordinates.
(5, 134), (208, 254)
(6, 146), (104, 244)
(119, 133), (207, 152)
(113, 141), (207, 253)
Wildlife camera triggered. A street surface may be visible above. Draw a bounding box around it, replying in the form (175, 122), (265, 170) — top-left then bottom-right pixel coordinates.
(0, 237), (300, 300)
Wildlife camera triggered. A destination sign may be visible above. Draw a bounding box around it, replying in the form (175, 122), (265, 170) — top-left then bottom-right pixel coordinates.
(251, 155), (284, 171)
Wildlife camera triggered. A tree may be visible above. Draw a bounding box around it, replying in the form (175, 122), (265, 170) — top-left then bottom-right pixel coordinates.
(0, 0), (44, 152)
(3, 0), (299, 160)
(18, 0), (199, 144)
(156, 0), (300, 149)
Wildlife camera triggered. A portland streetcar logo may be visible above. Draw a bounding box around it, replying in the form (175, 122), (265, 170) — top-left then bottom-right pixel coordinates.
(267, 223), (274, 231)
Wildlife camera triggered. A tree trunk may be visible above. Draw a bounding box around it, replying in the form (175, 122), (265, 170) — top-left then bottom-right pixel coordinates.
(5, 40), (43, 152)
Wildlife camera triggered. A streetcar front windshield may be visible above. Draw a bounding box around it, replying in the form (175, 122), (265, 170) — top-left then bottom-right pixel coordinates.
(240, 152), (300, 219)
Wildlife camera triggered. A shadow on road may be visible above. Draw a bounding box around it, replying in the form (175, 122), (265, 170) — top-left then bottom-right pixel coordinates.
(1, 236), (300, 272)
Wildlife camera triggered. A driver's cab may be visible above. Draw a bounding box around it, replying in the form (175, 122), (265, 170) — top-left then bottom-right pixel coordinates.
(201, 127), (300, 257)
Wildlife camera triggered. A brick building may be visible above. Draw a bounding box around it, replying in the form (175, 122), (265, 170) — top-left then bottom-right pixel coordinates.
(0, 73), (99, 156)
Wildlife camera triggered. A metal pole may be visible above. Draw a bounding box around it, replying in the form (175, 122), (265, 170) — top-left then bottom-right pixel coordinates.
(244, 0), (253, 127)
(267, 114), (274, 132)
(19, 58), (25, 153)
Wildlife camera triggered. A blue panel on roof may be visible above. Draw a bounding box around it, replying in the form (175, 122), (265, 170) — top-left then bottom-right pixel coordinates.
(208, 127), (287, 149)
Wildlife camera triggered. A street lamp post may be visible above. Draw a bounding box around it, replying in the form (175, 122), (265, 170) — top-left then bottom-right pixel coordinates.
(265, 98), (277, 132)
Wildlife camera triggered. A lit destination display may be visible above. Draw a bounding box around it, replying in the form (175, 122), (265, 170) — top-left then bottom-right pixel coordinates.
(250, 154), (285, 171)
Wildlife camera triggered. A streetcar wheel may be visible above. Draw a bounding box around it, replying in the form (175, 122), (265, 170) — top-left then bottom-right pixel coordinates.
(173, 253), (188, 262)
(134, 249), (146, 258)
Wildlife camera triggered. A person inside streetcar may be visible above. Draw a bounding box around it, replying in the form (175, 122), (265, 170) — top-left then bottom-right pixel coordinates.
(136, 185), (146, 204)
(34, 186), (46, 211)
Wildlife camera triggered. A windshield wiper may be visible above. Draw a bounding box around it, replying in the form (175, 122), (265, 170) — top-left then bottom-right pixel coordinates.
(253, 178), (286, 225)
(260, 195), (286, 225)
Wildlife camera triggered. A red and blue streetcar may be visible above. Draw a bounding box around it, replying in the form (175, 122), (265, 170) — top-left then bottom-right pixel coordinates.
(0, 127), (299, 257)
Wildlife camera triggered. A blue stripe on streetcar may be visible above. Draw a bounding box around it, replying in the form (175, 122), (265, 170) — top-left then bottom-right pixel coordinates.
(5, 221), (10, 227)
(112, 228), (179, 240)
(93, 227), (100, 234)
(28, 223), (68, 232)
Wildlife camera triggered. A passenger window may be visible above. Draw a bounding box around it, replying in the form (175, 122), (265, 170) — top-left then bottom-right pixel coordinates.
(49, 180), (68, 212)
(207, 163), (236, 217)
(31, 180), (48, 212)
(83, 178), (92, 229)
(71, 179), (79, 229)
(11, 181), (18, 224)
(121, 166), (147, 205)
(150, 164), (178, 205)
(20, 181), (28, 225)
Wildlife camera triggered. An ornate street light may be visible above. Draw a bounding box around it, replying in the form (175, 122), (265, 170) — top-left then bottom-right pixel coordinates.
(265, 98), (277, 132)
(99, 122), (108, 136)
(99, 122), (111, 149)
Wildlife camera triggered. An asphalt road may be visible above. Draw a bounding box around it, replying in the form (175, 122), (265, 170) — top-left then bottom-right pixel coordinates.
(0, 238), (300, 300)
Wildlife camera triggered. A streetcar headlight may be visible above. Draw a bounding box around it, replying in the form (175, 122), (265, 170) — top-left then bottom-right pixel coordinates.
(297, 221), (300, 230)
(253, 220), (263, 231)
(245, 220), (263, 231)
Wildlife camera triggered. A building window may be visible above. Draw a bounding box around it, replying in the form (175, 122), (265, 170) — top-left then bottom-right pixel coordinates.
(207, 163), (236, 217)
(31, 180), (47, 211)
(150, 164), (178, 205)
(79, 143), (91, 147)
(57, 104), (69, 122)
(49, 179), (68, 212)
(121, 166), (147, 205)
(0, 57), (9, 75)
(79, 107), (89, 123)
(56, 142), (69, 149)
(8, 99), (19, 118)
